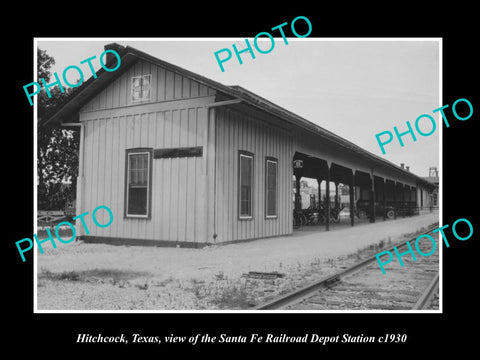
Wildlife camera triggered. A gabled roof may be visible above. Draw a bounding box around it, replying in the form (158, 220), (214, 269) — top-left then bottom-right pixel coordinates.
(41, 43), (437, 187)
(40, 43), (242, 127)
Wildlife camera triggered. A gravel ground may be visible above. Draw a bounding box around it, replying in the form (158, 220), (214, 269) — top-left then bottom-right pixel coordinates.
(36, 212), (439, 311)
(285, 232), (440, 310)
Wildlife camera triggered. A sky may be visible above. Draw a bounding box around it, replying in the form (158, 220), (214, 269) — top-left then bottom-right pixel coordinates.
(36, 38), (440, 178)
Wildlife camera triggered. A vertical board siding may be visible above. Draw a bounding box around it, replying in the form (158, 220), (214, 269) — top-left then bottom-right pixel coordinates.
(79, 59), (219, 244)
(80, 59), (216, 113)
(79, 57), (298, 245)
(81, 105), (208, 243)
(215, 107), (293, 243)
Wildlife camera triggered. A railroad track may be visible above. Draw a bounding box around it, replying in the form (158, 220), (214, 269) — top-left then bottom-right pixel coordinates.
(255, 225), (440, 311)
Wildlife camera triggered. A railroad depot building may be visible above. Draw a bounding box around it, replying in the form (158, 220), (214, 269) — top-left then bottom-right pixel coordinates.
(42, 43), (437, 247)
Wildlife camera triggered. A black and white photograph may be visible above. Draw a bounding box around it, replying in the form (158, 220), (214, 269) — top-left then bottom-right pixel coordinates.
(7, 9), (478, 354)
(33, 38), (441, 312)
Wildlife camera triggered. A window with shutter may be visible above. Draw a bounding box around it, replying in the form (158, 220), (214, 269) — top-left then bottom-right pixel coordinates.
(131, 74), (151, 102)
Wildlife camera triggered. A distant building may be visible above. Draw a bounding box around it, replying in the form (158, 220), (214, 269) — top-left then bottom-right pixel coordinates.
(422, 167), (439, 207)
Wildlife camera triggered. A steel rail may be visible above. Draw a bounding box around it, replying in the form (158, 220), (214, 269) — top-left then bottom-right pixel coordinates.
(412, 272), (440, 310)
(255, 224), (439, 310)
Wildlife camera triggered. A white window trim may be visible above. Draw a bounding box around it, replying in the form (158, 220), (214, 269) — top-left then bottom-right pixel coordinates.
(239, 153), (254, 219)
(126, 151), (151, 218)
(266, 158), (278, 218)
(131, 74), (152, 103)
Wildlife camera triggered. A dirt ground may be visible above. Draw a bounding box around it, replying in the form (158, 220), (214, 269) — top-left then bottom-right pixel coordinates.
(36, 211), (439, 311)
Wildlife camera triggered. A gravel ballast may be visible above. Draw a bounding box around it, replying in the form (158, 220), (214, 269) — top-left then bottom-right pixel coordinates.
(36, 212), (439, 311)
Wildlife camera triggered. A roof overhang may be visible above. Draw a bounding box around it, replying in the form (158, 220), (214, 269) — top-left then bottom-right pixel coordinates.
(40, 43), (437, 186)
(39, 48), (139, 127)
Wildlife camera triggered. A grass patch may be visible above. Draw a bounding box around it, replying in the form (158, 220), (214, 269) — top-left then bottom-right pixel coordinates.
(210, 281), (251, 309)
(346, 238), (389, 261)
(182, 277), (253, 309)
(39, 268), (152, 282)
(39, 270), (81, 281)
(153, 276), (175, 287)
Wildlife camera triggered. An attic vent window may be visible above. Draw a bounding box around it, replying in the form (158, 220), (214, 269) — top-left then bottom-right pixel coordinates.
(131, 74), (151, 102)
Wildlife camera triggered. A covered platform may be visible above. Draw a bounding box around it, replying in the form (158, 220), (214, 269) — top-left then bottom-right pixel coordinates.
(292, 150), (437, 233)
(293, 208), (437, 235)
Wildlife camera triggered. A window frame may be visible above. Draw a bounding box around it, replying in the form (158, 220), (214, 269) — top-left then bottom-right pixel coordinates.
(238, 150), (254, 220)
(131, 74), (152, 103)
(124, 148), (153, 219)
(265, 156), (278, 219)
